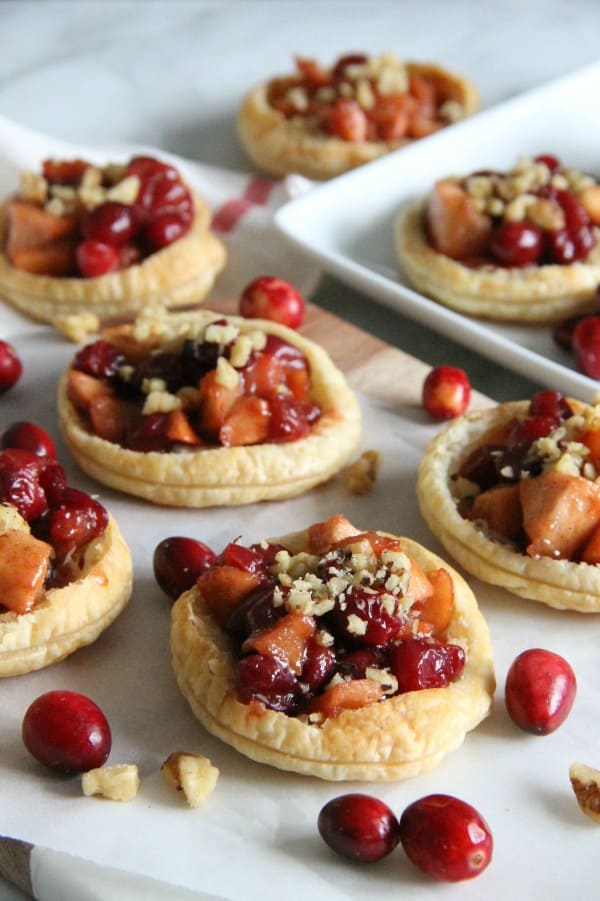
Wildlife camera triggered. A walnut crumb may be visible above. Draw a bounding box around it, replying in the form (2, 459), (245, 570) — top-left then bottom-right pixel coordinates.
(52, 312), (100, 343)
(346, 450), (382, 495)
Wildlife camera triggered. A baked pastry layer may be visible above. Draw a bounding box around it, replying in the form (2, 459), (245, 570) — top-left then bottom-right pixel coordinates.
(170, 526), (494, 781)
(237, 62), (478, 181)
(57, 309), (362, 507)
(417, 401), (600, 611)
(0, 515), (132, 677)
(0, 191), (226, 325)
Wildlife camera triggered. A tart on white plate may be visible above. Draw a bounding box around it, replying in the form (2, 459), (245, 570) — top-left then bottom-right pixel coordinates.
(57, 306), (361, 507)
(237, 52), (478, 180)
(395, 153), (600, 322)
(418, 389), (600, 611)
(0, 436), (132, 676)
(0, 155), (226, 326)
(169, 514), (494, 781)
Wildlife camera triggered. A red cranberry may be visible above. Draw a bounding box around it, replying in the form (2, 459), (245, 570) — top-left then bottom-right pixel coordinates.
(145, 213), (190, 250)
(318, 794), (400, 863)
(505, 648), (577, 735)
(528, 390), (573, 422)
(490, 220), (543, 267)
(389, 637), (465, 692)
(399, 794), (493, 881)
(268, 395), (312, 442)
(458, 443), (504, 490)
(0, 340), (23, 394)
(76, 240), (121, 278)
(546, 227), (595, 264)
(506, 414), (557, 450)
(2, 421), (56, 458)
(262, 335), (308, 369)
(422, 365), (471, 421)
(534, 154), (561, 172)
(220, 542), (270, 573)
(137, 173), (192, 219)
(332, 53), (369, 80)
(48, 487), (109, 553)
(74, 340), (126, 380)
(572, 316), (600, 378)
(239, 276), (306, 329)
(82, 201), (139, 247)
(235, 653), (301, 713)
(329, 586), (403, 647)
(22, 690), (111, 774)
(153, 536), (217, 600)
(327, 98), (368, 141)
(0, 448), (47, 521)
(301, 640), (337, 692)
(124, 412), (171, 452)
(552, 313), (588, 352)
(125, 155), (179, 182)
(226, 584), (283, 637)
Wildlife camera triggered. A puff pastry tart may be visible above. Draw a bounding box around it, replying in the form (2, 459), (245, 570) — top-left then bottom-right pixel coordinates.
(57, 307), (361, 507)
(417, 389), (600, 612)
(395, 154), (600, 323)
(237, 53), (478, 180)
(170, 514), (494, 781)
(0, 155), (226, 326)
(0, 443), (132, 676)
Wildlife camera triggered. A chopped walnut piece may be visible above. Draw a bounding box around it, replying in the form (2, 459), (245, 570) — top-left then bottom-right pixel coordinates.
(53, 312), (100, 343)
(82, 764), (140, 802)
(570, 762), (600, 823)
(161, 752), (219, 808)
(346, 450), (382, 495)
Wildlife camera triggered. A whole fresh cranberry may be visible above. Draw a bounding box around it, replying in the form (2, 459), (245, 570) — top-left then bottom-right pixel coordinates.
(399, 794), (493, 881)
(82, 201), (139, 247)
(422, 365), (471, 421)
(0, 340), (23, 394)
(2, 421), (56, 458)
(505, 647), (577, 734)
(318, 793), (400, 862)
(490, 220), (543, 267)
(22, 690), (112, 774)
(572, 316), (600, 378)
(239, 276), (306, 329)
(76, 240), (121, 278)
(153, 536), (217, 600)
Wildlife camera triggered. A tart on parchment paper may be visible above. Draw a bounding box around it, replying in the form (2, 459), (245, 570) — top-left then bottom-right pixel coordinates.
(170, 516), (494, 781)
(417, 392), (600, 611)
(238, 54), (478, 181)
(57, 308), (361, 507)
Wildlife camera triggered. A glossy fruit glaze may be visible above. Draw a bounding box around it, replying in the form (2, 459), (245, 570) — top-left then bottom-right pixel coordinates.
(67, 318), (322, 452)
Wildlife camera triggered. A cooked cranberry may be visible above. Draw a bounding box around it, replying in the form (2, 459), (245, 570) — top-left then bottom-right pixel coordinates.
(137, 173), (192, 218)
(399, 794), (493, 881)
(125, 155), (179, 183)
(301, 640), (337, 692)
(145, 212), (190, 250)
(0, 341), (23, 394)
(124, 412), (171, 452)
(390, 637), (465, 692)
(572, 316), (600, 378)
(74, 340), (125, 380)
(327, 98), (368, 141)
(505, 648), (577, 735)
(528, 390), (573, 422)
(332, 53), (369, 80)
(76, 239), (121, 278)
(2, 421), (56, 458)
(0, 448), (47, 521)
(328, 587), (402, 647)
(235, 653), (301, 713)
(226, 584), (282, 637)
(268, 395), (312, 442)
(552, 313), (590, 351)
(490, 220), (543, 267)
(422, 366), (471, 420)
(239, 276), (306, 329)
(458, 443), (504, 490)
(37, 459), (68, 505)
(82, 201), (139, 247)
(318, 793), (400, 863)
(153, 536), (217, 600)
(22, 690), (111, 774)
(556, 190), (590, 230)
(547, 226), (596, 264)
(42, 158), (91, 185)
(337, 647), (388, 678)
(506, 414), (557, 450)
(248, 541), (285, 567)
(535, 154), (561, 172)
(221, 542), (269, 573)
(263, 335), (308, 369)
(48, 487), (108, 553)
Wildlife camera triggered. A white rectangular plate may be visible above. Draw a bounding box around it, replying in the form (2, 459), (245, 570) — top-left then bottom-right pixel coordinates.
(276, 62), (600, 401)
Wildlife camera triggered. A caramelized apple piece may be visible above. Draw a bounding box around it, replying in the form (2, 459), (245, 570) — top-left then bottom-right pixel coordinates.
(308, 678), (384, 718)
(580, 428), (600, 470)
(67, 369), (113, 412)
(406, 557), (434, 603)
(579, 185), (600, 227)
(10, 238), (77, 276)
(467, 482), (522, 540)
(5, 198), (79, 257)
(165, 408), (203, 446)
(307, 515), (362, 554)
(88, 395), (136, 444)
(520, 471), (600, 559)
(580, 522), (600, 564)
(243, 613), (316, 674)
(196, 565), (262, 626)
(198, 370), (242, 434)
(0, 530), (52, 614)
(219, 396), (270, 447)
(412, 567), (454, 635)
(426, 179), (492, 260)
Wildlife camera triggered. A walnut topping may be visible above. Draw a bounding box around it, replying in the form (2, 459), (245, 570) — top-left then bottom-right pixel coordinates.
(570, 762), (600, 823)
(214, 356), (239, 390)
(19, 170), (48, 204)
(346, 449), (382, 495)
(82, 764), (140, 802)
(161, 752), (219, 808)
(142, 390), (182, 415)
(52, 312), (100, 344)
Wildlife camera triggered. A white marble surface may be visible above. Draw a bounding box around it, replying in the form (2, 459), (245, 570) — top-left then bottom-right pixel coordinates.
(0, 2), (599, 898)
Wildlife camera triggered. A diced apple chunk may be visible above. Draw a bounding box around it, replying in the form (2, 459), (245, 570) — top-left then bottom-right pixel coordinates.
(468, 482), (522, 540)
(520, 471), (600, 559)
(82, 764), (140, 802)
(219, 396), (271, 447)
(67, 369), (113, 411)
(307, 515), (362, 554)
(426, 178), (492, 260)
(412, 567), (454, 635)
(161, 752), (219, 808)
(196, 565), (262, 626)
(0, 530), (52, 614)
(308, 678), (384, 718)
(243, 613), (316, 674)
(6, 198), (79, 257)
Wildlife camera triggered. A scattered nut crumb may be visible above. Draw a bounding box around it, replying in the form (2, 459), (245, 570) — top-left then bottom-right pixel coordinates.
(53, 312), (100, 343)
(82, 764), (140, 802)
(161, 752), (219, 808)
(346, 450), (382, 495)
(570, 762), (600, 822)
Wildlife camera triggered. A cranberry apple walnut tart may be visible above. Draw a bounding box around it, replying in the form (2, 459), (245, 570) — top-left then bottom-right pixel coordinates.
(0, 429), (132, 677)
(57, 307), (361, 507)
(0, 155), (226, 325)
(418, 390), (600, 611)
(237, 53), (478, 180)
(169, 515), (494, 780)
(395, 154), (600, 322)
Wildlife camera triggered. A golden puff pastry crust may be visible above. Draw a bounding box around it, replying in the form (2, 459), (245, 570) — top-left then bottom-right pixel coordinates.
(0, 191), (226, 325)
(57, 309), (362, 507)
(395, 205), (600, 325)
(237, 62), (478, 181)
(0, 514), (132, 677)
(417, 401), (600, 612)
(170, 526), (494, 781)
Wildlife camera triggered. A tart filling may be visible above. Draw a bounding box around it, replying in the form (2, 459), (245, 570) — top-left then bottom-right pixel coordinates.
(58, 307), (361, 507)
(0, 155), (225, 324)
(170, 515), (494, 780)
(237, 53), (478, 180)
(395, 154), (600, 322)
(418, 389), (600, 611)
(0, 445), (132, 676)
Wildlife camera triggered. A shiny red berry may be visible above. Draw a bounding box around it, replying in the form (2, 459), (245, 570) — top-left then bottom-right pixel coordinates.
(82, 201), (138, 246)
(153, 536), (217, 600)
(2, 421), (56, 458)
(0, 340), (23, 394)
(76, 240), (121, 278)
(318, 794), (400, 863)
(572, 316), (600, 378)
(239, 276), (306, 329)
(490, 220), (543, 267)
(422, 365), (471, 420)
(505, 648), (576, 735)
